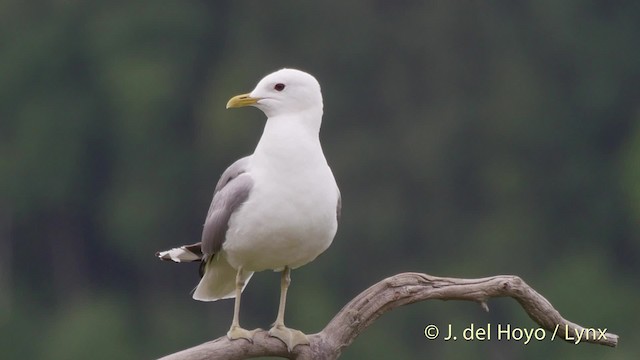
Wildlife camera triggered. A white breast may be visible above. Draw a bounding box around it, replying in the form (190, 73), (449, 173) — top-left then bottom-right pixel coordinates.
(221, 113), (339, 272)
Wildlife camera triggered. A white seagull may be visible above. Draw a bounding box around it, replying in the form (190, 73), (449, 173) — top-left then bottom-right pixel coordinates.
(157, 68), (341, 350)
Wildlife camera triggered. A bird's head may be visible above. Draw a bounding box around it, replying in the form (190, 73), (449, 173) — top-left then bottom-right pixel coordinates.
(226, 68), (323, 118)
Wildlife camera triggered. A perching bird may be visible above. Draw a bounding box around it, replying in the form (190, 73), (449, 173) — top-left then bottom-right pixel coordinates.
(157, 68), (340, 350)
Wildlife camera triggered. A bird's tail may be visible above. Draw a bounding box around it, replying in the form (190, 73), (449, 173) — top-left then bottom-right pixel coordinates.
(156, 242), (253, 301)
(193, 254), (254, 301)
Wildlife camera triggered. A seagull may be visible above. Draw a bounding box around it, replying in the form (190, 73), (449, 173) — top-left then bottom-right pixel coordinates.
(157, 68), (341, 351)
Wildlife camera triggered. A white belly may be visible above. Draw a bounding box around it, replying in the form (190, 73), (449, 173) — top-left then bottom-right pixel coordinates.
(222, 167), (339, 272)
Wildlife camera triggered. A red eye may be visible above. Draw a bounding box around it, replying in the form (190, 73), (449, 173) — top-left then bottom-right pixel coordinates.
(274, 83), (285, 91)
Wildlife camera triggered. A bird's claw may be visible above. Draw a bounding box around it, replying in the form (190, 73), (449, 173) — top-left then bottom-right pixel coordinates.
(227, 326), (260, 343)
(268, 324), (310, 351)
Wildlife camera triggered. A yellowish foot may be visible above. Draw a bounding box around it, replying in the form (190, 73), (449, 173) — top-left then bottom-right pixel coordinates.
(268, 325), (310, 351)
(227, 325), (259, 343)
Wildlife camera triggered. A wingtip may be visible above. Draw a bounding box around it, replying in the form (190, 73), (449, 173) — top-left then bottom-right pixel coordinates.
(156, 246), (203, 263)
(156, 250), (177, 262)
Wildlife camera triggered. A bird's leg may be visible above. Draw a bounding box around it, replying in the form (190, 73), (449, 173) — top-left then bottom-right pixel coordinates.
(274, 266), (291, 327)
(268, 266), (310, 351)
(227, 266), (257, 342)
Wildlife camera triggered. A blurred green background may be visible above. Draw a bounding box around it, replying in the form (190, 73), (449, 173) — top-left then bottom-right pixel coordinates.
(1, 1), (639, 359)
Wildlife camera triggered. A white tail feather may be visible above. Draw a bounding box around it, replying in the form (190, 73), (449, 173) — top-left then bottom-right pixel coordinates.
(192, 254), (254, 301)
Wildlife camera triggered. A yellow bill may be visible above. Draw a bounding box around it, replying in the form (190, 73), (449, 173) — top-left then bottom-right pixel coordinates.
(226, 93), (259, 109)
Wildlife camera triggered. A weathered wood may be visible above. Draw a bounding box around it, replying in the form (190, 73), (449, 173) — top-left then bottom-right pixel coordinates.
(158, 273), (619, 360)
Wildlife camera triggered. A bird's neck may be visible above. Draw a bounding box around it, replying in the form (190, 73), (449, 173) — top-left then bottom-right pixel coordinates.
(252, 109), (326, 170)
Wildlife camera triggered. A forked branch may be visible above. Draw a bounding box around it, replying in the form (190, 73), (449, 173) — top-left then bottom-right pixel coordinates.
(158, 273), (619, 360)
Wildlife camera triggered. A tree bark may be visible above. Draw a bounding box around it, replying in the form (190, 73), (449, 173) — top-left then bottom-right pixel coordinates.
(158, 272), (619, 360)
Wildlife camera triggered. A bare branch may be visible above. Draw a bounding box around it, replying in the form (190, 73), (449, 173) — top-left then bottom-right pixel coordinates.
(158, 273), (619, 360)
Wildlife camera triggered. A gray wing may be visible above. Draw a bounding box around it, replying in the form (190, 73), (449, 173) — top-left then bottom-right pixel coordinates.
(201, 156), (253, 255)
